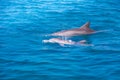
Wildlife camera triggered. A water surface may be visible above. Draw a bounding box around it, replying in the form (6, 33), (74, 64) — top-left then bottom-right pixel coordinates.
(0, 0), (120, 80)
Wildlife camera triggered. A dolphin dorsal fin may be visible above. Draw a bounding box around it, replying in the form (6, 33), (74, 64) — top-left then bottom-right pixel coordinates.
(79, 21), (95, 32)
(79, 22), (90, 31)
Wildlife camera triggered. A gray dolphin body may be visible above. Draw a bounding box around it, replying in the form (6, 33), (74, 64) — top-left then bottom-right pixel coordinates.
(43, 38), (75, 46)
(51, 22), (95, 37)
(43, 38), (93, 46)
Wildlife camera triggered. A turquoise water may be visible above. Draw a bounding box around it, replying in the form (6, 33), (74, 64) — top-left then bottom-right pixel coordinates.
(0, 0), (120, 80)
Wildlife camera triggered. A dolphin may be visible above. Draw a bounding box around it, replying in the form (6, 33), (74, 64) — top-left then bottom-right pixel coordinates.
(43, 38), (93, 46)
(43, 38), (75, 46)
(51, 22), (95, 37)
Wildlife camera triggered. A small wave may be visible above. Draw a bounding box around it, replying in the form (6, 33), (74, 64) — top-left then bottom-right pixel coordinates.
(40, 49), (69, 53)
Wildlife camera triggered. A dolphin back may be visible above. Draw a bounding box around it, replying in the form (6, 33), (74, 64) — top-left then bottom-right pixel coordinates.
(79, 22), (94, 32)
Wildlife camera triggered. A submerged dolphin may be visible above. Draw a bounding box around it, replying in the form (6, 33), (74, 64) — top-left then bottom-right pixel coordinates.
(51, 22), (95, 37)
(43, 38), (93, 46)
(43, 38), (75, 46)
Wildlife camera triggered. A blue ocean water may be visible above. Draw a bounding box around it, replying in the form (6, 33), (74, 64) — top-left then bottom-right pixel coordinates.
(0, 0), (120, 80)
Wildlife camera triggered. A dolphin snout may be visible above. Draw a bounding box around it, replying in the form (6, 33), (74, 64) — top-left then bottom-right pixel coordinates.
(43, 40), (49, 43)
